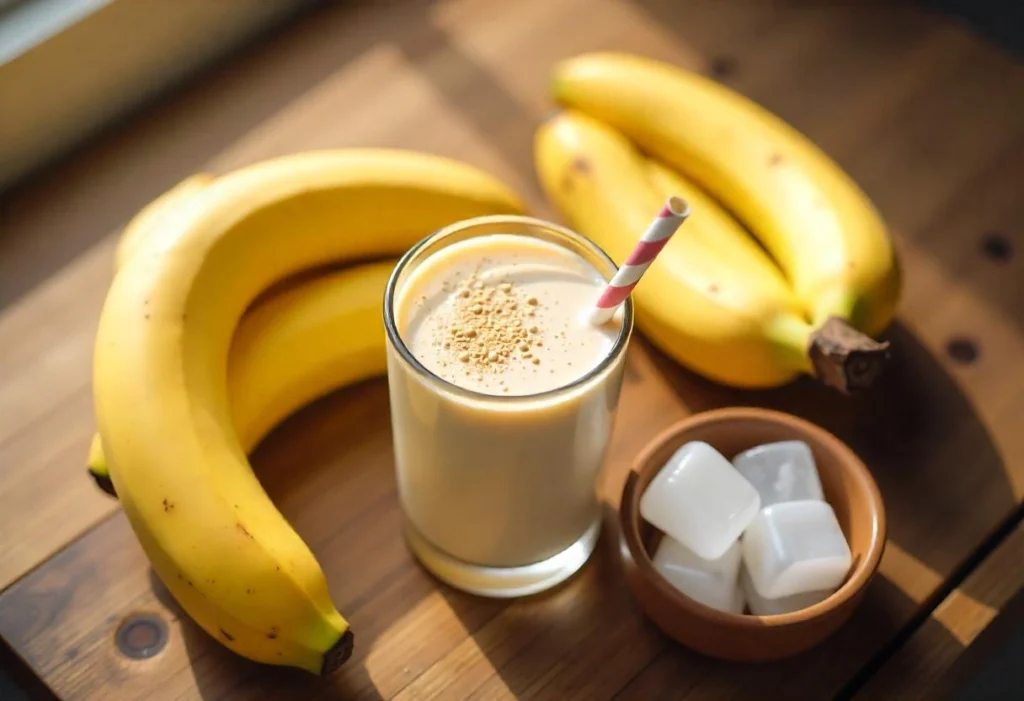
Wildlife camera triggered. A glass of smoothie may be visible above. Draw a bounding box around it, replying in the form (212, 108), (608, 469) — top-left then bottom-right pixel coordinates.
(383, 215), (634, 597)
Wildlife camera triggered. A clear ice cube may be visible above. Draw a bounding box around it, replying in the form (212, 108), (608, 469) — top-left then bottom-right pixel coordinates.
(742, 500), (852, 599)
(732, 440), (824, 507)
(652, 535), (742, 613)
(740, 565), (832, 616)
(730, 582), (746, 615)
(640, 441), (761, 560)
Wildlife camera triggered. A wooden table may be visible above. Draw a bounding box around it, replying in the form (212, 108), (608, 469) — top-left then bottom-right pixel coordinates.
(1, 1), (1021, 698)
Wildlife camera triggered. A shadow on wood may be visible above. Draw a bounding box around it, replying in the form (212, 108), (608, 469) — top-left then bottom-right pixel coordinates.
(614, 571), (955, 701)
(429, 502), (954, 699)
(430, 529), (668, 699)
(393, 17), (549, 213)
(642, 320), (1015, 610)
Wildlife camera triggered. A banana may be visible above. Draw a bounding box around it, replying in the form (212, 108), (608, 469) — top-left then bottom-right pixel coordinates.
(90, 174), (215, 494)
(93, 149), (525, 673)
(551, 52), (901, 342)
(115, 173), (215, 271)
(536, 111), (817, 388)
(87, 262), (395, 497)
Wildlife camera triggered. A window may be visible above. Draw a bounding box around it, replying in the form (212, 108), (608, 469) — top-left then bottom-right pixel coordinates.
(0, 0), (310, 190)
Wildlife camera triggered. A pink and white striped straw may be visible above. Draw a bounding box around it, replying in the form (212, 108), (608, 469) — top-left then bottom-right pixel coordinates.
(589, 196), (690, 325)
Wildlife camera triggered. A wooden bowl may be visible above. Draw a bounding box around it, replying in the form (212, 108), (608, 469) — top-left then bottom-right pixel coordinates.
(617, 407), (886, 661)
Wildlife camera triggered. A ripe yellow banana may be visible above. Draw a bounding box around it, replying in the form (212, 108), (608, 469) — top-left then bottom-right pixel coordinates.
(536, 111), (817, 388)
(88, 173), (392, 493)
(93, 149), (524, 673)
(114, 173), (215, 272)
(87, 262), (395, 497)
(89, 174), (215, 493)
(551, 52), (901, 342)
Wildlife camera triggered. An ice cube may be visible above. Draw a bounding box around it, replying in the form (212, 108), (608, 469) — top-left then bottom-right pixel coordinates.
(740, 565), (832, 616)
(730, 578), (746, 615)
(640, 441), (761, 560)
(652, 535), (742, 613)
(732, 440), (824, 507)
(742, 500), (852, 600)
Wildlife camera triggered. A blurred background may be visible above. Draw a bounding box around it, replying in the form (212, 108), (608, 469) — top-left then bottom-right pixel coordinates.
(0, 0), (1021, 193)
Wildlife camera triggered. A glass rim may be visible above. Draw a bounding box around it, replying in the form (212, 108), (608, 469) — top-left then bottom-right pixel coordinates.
(383, 214), (634, 404)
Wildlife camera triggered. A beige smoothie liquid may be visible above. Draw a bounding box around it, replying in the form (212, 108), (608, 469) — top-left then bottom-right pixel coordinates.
(386, 229), (630, 589)
(399, 235), (620, 395)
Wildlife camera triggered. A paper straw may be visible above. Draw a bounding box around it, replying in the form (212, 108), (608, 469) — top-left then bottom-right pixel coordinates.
(589, 196), (690, 325)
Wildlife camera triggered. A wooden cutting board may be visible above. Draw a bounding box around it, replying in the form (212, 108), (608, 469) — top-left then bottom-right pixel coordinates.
(1, 0), (1022, 699)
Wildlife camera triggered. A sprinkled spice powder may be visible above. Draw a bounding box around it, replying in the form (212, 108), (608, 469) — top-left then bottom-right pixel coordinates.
(396, 233), (623, 397)
(432, 273), (543, 373)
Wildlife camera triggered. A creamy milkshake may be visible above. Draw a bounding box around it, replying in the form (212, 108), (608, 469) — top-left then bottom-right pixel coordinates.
(384, 215), (632, 597)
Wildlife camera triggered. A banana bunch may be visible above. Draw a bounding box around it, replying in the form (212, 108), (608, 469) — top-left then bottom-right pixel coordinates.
(536, 53), (900, 391)
(91, 150), (525, 673)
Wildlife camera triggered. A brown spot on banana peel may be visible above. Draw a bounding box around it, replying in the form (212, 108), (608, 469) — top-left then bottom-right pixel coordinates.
(562, 157), (593, 193)
(237, 523), (252, 538)
(768, 153), (784, 167)
(162, 498), (174, 512)
(267, 627), (278, 639)
(220, 629), (235, 642)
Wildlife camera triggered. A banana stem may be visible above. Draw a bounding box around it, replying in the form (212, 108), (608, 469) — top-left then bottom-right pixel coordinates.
(808, 317), (891, 394)
(87, 434), (117, 497)
(322, 630), (355, 675)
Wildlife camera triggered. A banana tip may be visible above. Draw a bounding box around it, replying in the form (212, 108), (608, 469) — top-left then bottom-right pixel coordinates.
(321, 629), (354, 675)
(90, 470), (117, 498)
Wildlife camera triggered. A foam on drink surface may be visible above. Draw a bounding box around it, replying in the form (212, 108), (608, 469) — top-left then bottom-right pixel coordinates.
(396, 234), (621, 396)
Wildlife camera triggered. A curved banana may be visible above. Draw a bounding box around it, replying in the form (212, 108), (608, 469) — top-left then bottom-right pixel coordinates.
(90, 175), (215, 494)
(551, 52), (901, 340)
(536, 111), (816, 388)
(93, 149), (525, 673)
(87, 262), (394, 496)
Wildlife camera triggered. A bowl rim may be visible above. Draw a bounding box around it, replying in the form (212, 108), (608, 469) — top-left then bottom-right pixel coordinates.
(618, 406), (887, 629)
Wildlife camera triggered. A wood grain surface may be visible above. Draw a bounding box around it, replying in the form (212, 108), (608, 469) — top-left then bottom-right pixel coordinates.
(1, 0), (1022, 699)
(854, 523), (1024, 700)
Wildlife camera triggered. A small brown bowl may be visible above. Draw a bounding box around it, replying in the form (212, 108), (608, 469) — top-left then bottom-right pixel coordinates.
(617, 407), (885, 661)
